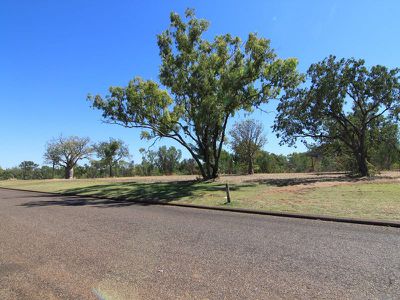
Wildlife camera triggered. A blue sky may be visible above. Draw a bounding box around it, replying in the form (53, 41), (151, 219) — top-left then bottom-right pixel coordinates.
(1, 0), (400, 168)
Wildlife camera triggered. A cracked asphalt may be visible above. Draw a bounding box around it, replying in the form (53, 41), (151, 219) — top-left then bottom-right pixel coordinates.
(1, 188), (400, 299)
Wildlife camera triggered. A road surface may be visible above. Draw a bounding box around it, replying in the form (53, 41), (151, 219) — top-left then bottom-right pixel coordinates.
(1, 188), (399, 299)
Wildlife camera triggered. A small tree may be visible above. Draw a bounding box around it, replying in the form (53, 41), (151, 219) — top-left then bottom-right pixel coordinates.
(219, 150), (235, 174)
(94, 138), (130, 177)
(156, 146), (182, 175)
(138, 148), (158, 176)
(43, 142), (61, 178)
(230, 119), (267, 174)
(179, 158), (198, 175)
(44, 136), (92, 179)
(275, 56), (400, 177)
(88, 8), (301, 180)
(19, 161), (39, 180)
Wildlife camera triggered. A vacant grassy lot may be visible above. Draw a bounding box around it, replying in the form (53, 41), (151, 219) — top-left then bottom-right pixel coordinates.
(1, 172), (399, 221)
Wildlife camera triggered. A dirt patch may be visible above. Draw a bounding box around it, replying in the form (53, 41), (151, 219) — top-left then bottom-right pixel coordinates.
(221, 171), (400, 196)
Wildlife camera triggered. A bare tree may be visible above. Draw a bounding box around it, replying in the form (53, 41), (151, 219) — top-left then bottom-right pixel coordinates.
(230, 119), (267, 174)
(44, 136), (92, 179)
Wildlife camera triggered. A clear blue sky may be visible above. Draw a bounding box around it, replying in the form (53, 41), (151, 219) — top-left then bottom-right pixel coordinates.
(1, 0), (400, 168)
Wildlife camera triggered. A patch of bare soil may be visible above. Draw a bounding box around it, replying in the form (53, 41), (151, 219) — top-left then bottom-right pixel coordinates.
(220, 171), (400, 195)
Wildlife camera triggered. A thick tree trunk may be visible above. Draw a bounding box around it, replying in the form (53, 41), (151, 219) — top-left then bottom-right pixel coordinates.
(211, 165), (219, 179)
(65, 166), (74, 179)
(247, 158), (254, 175)
(197, 162), (207, 179)
(354, 130), (370, 177)
(356, 153), (369, 177)
(354, 143), (369, 177)
(211, 155), (220, 179)
(195, 160), (218, 180)
(109, 164), (113, 177)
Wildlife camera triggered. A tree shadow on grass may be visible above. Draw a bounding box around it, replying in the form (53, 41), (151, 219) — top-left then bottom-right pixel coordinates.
(20, 181), (251, 208)
(243, 173), (395, 187)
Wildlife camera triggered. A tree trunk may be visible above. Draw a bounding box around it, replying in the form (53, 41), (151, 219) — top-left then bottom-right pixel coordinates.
(65, 166), (74, 179)
(355, 130), (370, 177)
(357, 154), (369, 177)
(196, 161), (207, 179)
(247, 158), (254, 175)
(211, 164), (219, 179)
(52, 163), (55, 179)
(109, 164), (113, 177)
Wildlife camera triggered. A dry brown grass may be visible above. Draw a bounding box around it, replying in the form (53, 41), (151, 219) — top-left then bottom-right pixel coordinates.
(50, 170), (399, 186)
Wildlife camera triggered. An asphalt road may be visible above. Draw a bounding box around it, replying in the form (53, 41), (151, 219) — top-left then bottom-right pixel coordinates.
(1, 189), (400, 299)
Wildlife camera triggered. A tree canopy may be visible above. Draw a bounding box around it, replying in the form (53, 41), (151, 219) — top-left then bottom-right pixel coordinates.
(94, 138), (130, 177)
(156, 146), (182, 175)
(230, 119), (266, 174)
(89, 8), (301, 179)
(274, 55), (400, 176)
(19, 161), (39, 180)
(44, 136), (92, 179)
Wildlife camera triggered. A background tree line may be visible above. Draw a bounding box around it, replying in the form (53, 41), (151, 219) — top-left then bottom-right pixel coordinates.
(1, 117), (399, 180)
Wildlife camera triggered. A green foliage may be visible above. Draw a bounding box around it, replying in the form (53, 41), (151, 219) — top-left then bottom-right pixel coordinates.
(19, 161), (39, 180)
(88, 8), (301, 179)
(275, 55), (400, 176)
(218, 150), (235, 174)
(178, 158), (198, 175)
(369, 121), (400, 170)
(287, 153), (311, 172)
(156, 146), (182, 175)
(255, 151), (288, 173)
(0, 162), (57, 180)
(71, 160), (135, 179)
(136, 146), (183, 175)
(138, 148), (158, 176)
(94, 138), (130, 177)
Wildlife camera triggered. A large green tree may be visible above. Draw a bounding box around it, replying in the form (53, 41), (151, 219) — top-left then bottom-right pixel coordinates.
(94, 138), (130, 177)
(274, 56), (400, 177)
(88, 9), (301, 179)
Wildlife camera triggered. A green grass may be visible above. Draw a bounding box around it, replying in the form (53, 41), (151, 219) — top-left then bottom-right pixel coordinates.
(1, 178), (400, 221)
